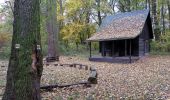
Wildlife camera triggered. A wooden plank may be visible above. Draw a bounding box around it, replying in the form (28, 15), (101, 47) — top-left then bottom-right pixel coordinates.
(54, 64), (58, 66)
(40, 81), (90, 90)
(129, 39), (132, 63)
(89, 57), (137, 63)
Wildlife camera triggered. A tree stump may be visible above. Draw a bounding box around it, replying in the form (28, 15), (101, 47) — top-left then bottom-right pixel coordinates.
(88, 70), (97, 84)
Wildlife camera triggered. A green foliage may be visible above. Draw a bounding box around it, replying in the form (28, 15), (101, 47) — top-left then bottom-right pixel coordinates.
(0, 33), (11, 48)
(59, 0), (96, 47)
(151, 30), (170, 54)
(61, 23), (95, 44)
(0, 43), (11, 59)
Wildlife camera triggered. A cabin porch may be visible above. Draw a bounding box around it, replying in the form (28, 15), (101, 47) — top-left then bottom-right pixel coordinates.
(89, 39), (139, 63)
(89, 56), (139, 63)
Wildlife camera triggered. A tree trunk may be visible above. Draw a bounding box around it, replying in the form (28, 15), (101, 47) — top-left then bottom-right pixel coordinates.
(3, 0), (43, 100)
(46, 0), (59, 62)
(109, 0), (116, 13)
(167, 0), (170, 29)
(135, 0), (138, 10)
(151, 0), (160, 40)
(126, 0), (131, 12)
(161, 1), (165, 34)
(58, 0), (64, 41)
(97, 0), (102, 26)
(118, 0), (126, 12)
(148, 0), (151, 10)
(145, 0), (151, 9)
(59, 0), (63, 17)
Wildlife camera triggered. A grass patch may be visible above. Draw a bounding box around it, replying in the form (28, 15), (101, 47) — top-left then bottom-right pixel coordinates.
(150, 51), (170, 55)
(0, 45), (11, 60)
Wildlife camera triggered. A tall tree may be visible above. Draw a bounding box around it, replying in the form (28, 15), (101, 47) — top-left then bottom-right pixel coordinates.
(126, 0), (131, 12)
(108, 0), (117, 13)
(58, 0), (64, 28)
(148, 0), (151, 9)
(58, 0), (64, 32)
(160, 0), (165, 34)
(46, 0), (59, 62)
(151, 0), (160, 40)
(96, 0), (102, 26)
(145, 0), (151, 9)
(167, 0), (170, 29)
(118, 0), (132, 12)
(3, 0), (43, 99)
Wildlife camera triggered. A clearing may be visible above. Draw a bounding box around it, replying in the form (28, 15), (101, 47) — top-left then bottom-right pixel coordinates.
(0, 55), (170, 100)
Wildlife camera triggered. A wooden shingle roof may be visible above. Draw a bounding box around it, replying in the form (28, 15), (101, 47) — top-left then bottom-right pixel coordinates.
(87, 9), (150, 41)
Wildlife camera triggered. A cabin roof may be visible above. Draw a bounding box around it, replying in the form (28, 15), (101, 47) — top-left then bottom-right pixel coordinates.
(87, 9), (151, 41)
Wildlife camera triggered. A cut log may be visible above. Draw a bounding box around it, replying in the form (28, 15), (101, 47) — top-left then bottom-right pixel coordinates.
(73, 64), (76, 68)
(1, 66), (5, 68)
(70, 64), (73, 67)
(90, 67), (96, 71)
(40, 84), (58, 91)
(54, 64), (58, 66)
(79, 65), (82, 69)
(85, 66), (88, 70)
(40, 81), (90, 91)
(46, 57), (59, 62)
(88, 70), (97, 84)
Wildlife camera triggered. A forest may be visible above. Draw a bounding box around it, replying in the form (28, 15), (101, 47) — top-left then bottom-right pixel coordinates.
(0, 0), (170, 100)
(0, 0), (170, 57)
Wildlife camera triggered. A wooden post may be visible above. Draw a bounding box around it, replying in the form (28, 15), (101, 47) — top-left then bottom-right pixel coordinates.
(129, 39), (132, 63)
(88, 69), (97, 84)
(125, 40), (127, 56)
(89, 42), (92, 58)
(102, 42), (105, 57)
(112, 41), (114, 57)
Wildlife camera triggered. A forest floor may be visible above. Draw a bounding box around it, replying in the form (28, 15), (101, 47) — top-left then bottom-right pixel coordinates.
(0, 55), (170, 100)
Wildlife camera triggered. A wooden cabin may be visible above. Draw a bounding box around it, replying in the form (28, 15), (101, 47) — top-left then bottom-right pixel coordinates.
(86, 9), (153, 63)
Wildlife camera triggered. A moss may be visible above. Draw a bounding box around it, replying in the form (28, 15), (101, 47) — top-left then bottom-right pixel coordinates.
(3, 0), (43, 100)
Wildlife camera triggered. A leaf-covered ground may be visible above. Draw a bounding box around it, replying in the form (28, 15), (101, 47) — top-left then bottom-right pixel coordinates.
(1, 55), (170, 100)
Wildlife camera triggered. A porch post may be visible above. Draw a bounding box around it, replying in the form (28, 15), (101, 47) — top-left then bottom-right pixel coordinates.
(90, 42), (92, 58)
(129, 39), (132, 63)
(112, 41), (114, 57)
(102, 42), (105, 57)
(125, 40), (127, 56)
